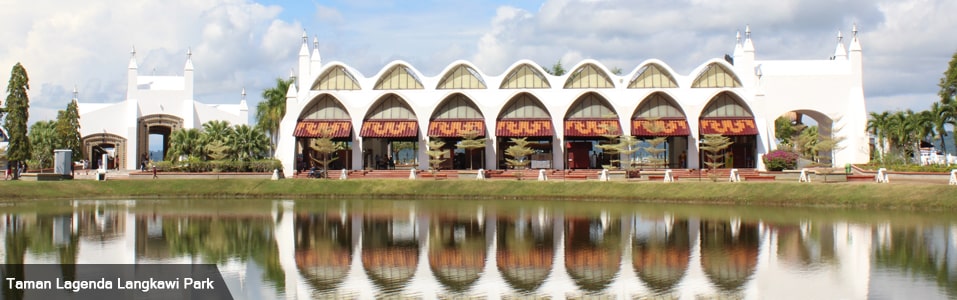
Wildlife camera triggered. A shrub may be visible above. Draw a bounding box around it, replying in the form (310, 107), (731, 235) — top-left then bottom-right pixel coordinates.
(763, 150), (799, 171)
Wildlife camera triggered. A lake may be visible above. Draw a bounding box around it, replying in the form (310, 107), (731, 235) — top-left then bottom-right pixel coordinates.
(1, 198), (955, 299)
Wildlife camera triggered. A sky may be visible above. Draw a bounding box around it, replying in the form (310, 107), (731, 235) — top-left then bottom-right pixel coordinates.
(1, 0), (955, 127)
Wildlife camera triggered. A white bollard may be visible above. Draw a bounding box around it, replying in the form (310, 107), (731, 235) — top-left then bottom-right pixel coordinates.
(477, 169), (486, 180)
(876, 168), (889, 183)
(339, 169), (348, 180)
(599, 169), (610, 182)
(663, 169), (674, 182)
(729, 168), (741, 182)
(949, 170), (956, 186)
(799, 168), (811, 183)
(538, 169), (547, 181)
(271, 169), (280, 180)
(409, 168), (417, 180)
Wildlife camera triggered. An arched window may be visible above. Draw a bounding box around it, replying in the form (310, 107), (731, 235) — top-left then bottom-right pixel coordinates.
(629, 64), (678, 88)
(311, 66), (361, 90)
(691, 63), (742, 88)
(500, 64), (550, 89)
(374, 65), (424, 90)
(437, 65), (487, 89)
(564, 64), (614, 89)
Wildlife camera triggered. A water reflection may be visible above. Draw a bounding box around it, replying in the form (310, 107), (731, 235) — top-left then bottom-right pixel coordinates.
(1, 200), (956, 299)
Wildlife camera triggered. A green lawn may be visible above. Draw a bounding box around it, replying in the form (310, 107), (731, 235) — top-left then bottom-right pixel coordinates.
(1, 179), (955, 210)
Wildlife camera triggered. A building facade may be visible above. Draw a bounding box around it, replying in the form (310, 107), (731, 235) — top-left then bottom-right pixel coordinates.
(77, 49), (249, 170)
(274, 26), (869, 177)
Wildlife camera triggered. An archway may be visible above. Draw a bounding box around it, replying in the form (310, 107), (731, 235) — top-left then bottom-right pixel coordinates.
(564, 92), (620, 169)
(137, 114), (183, 167)
(773, 110), (836, 167)
(699, 92), (757, 168)
(495, 93), (554, 170)
(360, 94), (419, 170)
(633, 92), (691, 168)
(81, 133), (128, 170)
(428, 93), (486, 170)
(295, 94), (354, 172)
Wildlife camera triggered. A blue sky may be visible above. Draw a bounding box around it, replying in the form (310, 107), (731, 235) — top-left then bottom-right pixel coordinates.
(1, 0), (956, 130)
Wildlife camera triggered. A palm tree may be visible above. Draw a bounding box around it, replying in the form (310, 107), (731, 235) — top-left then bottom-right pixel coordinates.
(929, 102), (953, 154)
(229, 125), (270, 161)
(200, 120), (234, 159)
(867, 111), (890, 161)
(28, 120), (58, 170)
(256, 77), (294, 157)
(167, 128), (202, 162)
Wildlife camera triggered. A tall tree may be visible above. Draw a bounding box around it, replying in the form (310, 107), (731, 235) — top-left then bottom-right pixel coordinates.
(455, 129), (486, 170)
(939, 49), (957, 105)
(256, 77), (294, 157)
(699, 134), (732, 182)
(55, 100), (82, 161)
(504, 137), (535, 180)
(543, 60), (565, 76)
(4, 63), (31, 179)
(308, 129), (340, 178)
(867, 111), (890, 161)
(929, 101), (952, 154)
(28, 120), (58, 171)
(426, 139), (447, 179)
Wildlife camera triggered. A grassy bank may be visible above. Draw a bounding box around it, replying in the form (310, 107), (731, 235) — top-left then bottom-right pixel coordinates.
(2, 179), (956, 210)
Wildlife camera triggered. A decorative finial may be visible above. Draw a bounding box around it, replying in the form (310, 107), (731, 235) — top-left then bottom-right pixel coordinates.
(241, 87), (246, 100)
(837, 30), (843, 42)
(187, 47), (192, 59)
(852, 23), (858, 38)
(736, 31), (741, 43)
(745, 24), (751, 39)
(289, 68), (296, 79)
(131, 45), (136, 57)
(313, 36), (319, 49)
(302, 30), (308, 43)
(73, 85), (78, 99)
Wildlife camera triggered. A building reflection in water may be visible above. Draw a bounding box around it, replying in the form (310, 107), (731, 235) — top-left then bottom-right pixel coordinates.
(565, 211), (622, 293)
(633, 214), (691, 294)
(497, 208), (554, 294)
(1, 200), (956, 299)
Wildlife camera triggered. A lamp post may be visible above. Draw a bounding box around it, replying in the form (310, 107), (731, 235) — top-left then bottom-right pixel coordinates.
(698, 138), (703, 182)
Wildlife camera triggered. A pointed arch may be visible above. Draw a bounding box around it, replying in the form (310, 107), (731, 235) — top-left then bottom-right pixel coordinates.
(374, 65), (424, 90)
(496, 93), (553, 137)
(564, 63), (614, 89)
(311, 65), (361, 90)
(701, 92), (753, 118)
(564, 92), (620, 137)
(692, 63), (742, 88)
(360, 94), (418, 138)
(632, 92), (689, 136)
(429, 93), (486, 137)
(436, 64), (487, 89)
(500, 64), (551, 89)
(295, 94), (352, 138)
(629, 63), (678, 88)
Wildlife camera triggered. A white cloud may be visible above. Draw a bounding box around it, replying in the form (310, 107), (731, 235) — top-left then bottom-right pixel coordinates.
(0, 0), (301, 124)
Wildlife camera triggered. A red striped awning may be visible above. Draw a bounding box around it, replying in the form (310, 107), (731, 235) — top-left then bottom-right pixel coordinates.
(359, 120), (419, 138)
(496, 119), (553, 137)
(293, 120), (352, 138)
(699, 118), (758, 135)
(564, 119), (621, 137)
(428, 119), (486, 137)
(631, 118), (690, 136)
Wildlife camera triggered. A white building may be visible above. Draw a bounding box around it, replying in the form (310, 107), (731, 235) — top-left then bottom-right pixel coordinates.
(276, 25), (870, 177)
(76, 48), (249, 170)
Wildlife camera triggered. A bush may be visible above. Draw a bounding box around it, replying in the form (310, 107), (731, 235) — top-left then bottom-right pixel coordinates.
(158, 159), (281, 173)
(763, 150), (799, 171)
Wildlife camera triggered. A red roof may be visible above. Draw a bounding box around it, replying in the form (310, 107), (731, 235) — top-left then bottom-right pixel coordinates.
(564, 119), (621, 137)
(496, 119), (553, 137)
(428, 119), (486, 137)
(293, 120), (352, 138)
(631, 118), (690, 136)
(699, 118), (758, 135)
(359, 120), (419, 138)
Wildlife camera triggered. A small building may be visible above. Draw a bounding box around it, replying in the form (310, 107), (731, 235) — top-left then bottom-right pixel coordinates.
(76, 48), (249, 170)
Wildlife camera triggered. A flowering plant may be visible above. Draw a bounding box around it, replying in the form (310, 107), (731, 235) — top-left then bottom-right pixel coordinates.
(762, 150), (799, 171)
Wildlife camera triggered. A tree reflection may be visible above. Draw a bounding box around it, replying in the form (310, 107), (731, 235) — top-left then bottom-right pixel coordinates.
(295, 212), (352, 292)
(874, 224), (957, 298)
(429, 212), (486, 293)
(361, 213), (418, 294)
(773, 221), (837, 270)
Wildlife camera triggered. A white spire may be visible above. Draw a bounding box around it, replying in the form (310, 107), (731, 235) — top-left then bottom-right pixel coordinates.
(733, 31), (744, 57)
(850, 23), (862, 51)
(184, 47), (194, 71)
(743, 24), (755, 52)
(299, 30), (309, 56)
(72, 85), (78, 100)
(241, 87), (246, 100)
(128, 45), (138, 69)
(833, 30), (847, 60)
(311, 36), (322, 71)
(240, 87), (248, 108)
(289, 68), (296, 80)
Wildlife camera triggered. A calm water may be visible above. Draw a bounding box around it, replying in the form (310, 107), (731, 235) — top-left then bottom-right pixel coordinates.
(1, 199), (955, 299)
